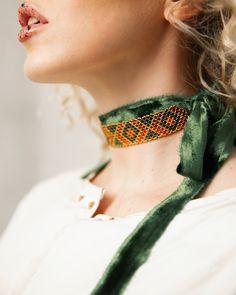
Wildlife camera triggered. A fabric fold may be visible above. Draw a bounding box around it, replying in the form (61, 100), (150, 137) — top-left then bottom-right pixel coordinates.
(177, 92), (236, 181)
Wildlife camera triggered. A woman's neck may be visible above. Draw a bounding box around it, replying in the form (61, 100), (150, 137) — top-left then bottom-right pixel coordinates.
(89, 130), (185, 208)
(106, 130), (184, 192)
(75, 25), (197, 114)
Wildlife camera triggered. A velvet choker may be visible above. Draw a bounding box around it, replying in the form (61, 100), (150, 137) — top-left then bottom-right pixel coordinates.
(82, 85), (236, 295)
(99, 104), (189, 148)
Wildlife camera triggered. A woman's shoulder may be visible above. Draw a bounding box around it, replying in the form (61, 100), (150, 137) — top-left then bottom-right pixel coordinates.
(0, 166), (90, 243)
(20, 167), (88, 206)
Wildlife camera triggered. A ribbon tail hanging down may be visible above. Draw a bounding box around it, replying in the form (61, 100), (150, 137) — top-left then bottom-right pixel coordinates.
(176, 99), (209, 181)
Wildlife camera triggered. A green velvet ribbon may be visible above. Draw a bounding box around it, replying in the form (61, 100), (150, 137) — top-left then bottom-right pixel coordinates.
(81, 86), (236, 295)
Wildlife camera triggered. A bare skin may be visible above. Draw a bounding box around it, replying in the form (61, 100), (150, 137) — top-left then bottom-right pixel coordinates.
(21, 0), (236, 218)
(90, 138), (236, 218)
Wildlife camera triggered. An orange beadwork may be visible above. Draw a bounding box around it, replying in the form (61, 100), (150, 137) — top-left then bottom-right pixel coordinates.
(101, 105), (189, 148)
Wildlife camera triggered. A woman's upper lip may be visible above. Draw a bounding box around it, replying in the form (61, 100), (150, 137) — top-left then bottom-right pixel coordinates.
(18, 2), (49, 28)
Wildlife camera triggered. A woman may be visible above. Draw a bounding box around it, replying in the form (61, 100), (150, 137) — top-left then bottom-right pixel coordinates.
(0, 0), (236, 294)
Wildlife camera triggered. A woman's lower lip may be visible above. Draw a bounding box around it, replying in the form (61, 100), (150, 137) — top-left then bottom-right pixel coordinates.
(18, 23), (49, 42)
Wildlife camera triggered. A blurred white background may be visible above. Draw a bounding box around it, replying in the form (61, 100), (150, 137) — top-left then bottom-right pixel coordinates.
(0, 2), (104, 234)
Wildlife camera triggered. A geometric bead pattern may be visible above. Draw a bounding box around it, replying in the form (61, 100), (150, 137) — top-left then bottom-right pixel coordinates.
(101, 105), (189, 148)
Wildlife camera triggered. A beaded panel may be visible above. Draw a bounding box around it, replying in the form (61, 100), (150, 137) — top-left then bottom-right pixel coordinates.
(101, 105), (189, 148)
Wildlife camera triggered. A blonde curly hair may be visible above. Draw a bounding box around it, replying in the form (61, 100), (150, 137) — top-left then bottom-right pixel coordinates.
(168, 0), (236, 105)
(59, 0), (236, 157)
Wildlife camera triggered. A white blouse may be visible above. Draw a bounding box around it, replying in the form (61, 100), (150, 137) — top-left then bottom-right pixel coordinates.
(0, 166), (236, 295)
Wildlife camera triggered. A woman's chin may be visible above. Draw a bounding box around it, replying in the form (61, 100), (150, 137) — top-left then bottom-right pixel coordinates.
(24, 61), (52, 83)
(23, 51), (67, 83)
